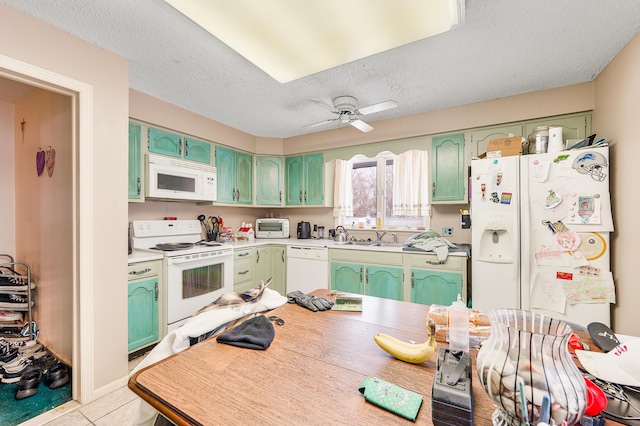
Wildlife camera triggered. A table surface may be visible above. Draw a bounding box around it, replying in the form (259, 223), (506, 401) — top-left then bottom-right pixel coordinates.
(128, 290), (611, 426)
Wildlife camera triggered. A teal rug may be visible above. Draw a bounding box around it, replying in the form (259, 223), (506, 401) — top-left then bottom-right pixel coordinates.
(0, 371), (72, 426)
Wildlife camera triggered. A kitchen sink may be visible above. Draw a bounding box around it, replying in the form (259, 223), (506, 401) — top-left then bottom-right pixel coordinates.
(335, 240), (404, 248)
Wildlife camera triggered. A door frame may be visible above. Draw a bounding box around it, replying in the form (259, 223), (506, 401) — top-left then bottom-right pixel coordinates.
(0, 53), (94, 404)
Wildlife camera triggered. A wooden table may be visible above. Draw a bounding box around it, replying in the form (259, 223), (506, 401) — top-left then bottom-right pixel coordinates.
(128, 291), (550, 425)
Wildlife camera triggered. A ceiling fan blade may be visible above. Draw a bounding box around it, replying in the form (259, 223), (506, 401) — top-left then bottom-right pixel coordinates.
(349, 119), (374, 133)
(302, 118), (337, 129)
(309, 98), (338, 113)
(357, 100), (398, 116)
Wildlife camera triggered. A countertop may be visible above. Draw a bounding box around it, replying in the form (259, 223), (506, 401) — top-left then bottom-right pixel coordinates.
(128, 238), (470, 260)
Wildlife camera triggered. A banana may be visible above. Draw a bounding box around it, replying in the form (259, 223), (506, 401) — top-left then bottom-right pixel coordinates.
(374, 319), (437, 364)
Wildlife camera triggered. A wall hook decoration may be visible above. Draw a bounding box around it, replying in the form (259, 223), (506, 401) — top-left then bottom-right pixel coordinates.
(36, 147), (45, 177)
(45, 146), (56, 177)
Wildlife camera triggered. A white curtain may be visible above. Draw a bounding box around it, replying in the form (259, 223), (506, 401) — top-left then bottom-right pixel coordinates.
(333, 159), (354, 217)
(392, 150), (429, 216)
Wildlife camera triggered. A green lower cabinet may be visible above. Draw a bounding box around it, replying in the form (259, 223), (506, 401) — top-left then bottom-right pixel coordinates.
(330, 261), (403, 300)
(330, 262), (364, 294)
(365, 266), (404, 301)
(256, 245), (286, 295)
(410, 269), (462, 306)
(128, 278), (159, 352)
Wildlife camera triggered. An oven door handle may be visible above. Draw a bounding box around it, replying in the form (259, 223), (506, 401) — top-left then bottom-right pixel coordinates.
(166, 253), (232, 265)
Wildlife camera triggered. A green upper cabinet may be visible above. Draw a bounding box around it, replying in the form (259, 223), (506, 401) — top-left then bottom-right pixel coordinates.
(215, 145), (253, 205)
(255, 156), (283, 206)
(148, 126), (212, 164)
(523, 113), (592, 146)
(431, 133), (466, 204)
(183, 137), (212, 164)
(128, 122), (143, 201)
(304, 153), (324, 205)
(466, 124), (524, 159)
(285, 153), (323, 206)
(148, 127), (182, 158)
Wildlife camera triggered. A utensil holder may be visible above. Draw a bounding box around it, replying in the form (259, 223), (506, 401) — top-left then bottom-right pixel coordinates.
(207, 231), (217, 242)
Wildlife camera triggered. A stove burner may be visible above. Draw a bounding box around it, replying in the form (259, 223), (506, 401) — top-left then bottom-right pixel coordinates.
(151, 241), (223, 251)
(153, 242), (198, 251)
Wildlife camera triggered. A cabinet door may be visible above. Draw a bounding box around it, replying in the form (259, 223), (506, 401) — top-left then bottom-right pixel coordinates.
(330, 262), (364, 294)
(235, 151), (254, 205)
(148, 127), (182, 158)
(523, 113), (591, 144)
(467, 124), (523, 159)
(304, 153), (324, 205)
(431, 133), (465, 203)
(365, 266), (404, 301)
(183, 137), (212, 164)
(128, 122), (143, 201)
(256, 156), (283, 205)
(270, 246), (287, 295)
(215, 145), (236, 204)
(285, 156), (304, 205)
(410, 269), (462, 306)
(256, 246), (271, 283)
(128, 278), (159, 352)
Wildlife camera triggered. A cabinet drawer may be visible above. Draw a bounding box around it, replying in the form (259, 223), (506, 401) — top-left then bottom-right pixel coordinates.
(403, 253), (463, 271)
(128, 260), (161, 280)
(330, 249), (403, 266)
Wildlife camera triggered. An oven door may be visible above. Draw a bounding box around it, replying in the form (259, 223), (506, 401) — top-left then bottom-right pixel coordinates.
(164, 250), (234, 328)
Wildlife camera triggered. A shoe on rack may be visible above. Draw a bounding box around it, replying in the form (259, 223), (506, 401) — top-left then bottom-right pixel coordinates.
(44, 362), (69, 389)
(0, 310), (22, 322)
(0, 293), (34, 310)
(0, 346), (18, 366)
(0, 274), (36, 292)
(34, 351), (57, 373)
(2, 356), (33, 383)
(15, 368), (42, 400)
(18, 342), (43, 357)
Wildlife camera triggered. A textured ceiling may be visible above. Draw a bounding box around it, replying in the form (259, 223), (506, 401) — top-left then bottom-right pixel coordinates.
(2, 0), (640, 138)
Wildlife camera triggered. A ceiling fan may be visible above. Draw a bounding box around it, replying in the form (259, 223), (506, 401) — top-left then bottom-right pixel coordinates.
(304, 96), (398, 133)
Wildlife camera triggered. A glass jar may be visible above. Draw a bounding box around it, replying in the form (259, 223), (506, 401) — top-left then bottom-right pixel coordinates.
(476, 309), (587, 425)
(528, 126), (549, 154)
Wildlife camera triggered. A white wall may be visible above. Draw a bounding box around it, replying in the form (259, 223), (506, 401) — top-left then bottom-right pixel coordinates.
(0, 4), (129, 401)
(593, 33), (640, 336)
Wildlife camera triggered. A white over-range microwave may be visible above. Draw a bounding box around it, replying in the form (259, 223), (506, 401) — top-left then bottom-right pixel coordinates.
(146, 154), (217, 202)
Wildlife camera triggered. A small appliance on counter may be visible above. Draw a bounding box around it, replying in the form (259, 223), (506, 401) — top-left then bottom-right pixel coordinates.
(297, 221), (311, 239)
(255, 218), (290, 239)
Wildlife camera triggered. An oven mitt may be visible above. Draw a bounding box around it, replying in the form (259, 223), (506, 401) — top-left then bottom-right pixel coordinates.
(287, 290), (333, 312)
(359, 376), (423, 422)
(216, 315), (274, 350)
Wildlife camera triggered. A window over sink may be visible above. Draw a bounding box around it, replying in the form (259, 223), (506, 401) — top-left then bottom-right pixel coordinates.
(335, 151), (430, 230)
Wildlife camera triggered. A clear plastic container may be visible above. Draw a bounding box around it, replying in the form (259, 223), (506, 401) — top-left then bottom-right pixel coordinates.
(448, 294), (470, 353)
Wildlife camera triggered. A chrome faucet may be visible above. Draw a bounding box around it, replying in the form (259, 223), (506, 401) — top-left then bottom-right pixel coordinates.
(375, 231), (387, 241)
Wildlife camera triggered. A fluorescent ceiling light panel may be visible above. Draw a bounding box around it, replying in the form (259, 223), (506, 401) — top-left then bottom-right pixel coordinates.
(165, 0), (464, 83)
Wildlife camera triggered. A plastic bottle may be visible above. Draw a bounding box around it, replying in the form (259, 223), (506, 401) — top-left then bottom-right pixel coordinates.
(448, 294), (469, 353)
(365, 214), (371, 228)
(376, 213), (382, 229)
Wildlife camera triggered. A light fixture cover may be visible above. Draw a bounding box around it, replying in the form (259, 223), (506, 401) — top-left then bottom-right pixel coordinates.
(165, 0), (464, 83)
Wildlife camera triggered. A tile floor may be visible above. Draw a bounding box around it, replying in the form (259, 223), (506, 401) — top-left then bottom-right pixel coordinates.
(20, 356), (146, 426)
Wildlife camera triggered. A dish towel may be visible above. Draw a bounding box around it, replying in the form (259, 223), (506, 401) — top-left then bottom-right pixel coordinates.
(216, 315), (275, 350)
(406, 237), (457, 262)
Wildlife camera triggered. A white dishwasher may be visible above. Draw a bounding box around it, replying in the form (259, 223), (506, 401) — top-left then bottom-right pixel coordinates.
(286, 245), (329, 294)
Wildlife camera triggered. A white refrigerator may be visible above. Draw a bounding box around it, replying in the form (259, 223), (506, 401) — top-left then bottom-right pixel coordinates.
(471, 145), (614, 327)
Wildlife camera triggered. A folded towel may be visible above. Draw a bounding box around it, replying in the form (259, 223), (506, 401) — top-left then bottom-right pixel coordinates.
(216, 315), (274, 350)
